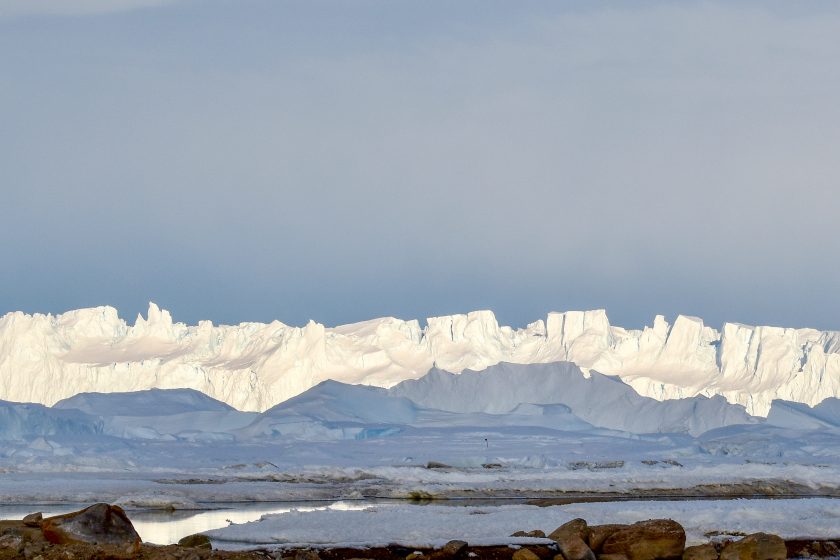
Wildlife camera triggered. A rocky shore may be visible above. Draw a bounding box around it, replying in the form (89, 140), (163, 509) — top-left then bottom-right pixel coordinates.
(0, 504), (837, 560)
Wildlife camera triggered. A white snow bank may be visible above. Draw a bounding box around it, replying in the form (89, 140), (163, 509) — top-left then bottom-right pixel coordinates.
(205, 503), (571, 548)
(53, 389), (257, 442)
(391, 363), (755, 435)
(264, 381), (418, 425)
(114, 491), (199, 510)
(238, 381), (417, 441)
(205, 499), (840, 549)
(55, 388), (234, 416)
(0, 401), (103, 440)
(766, 398), (840, 431)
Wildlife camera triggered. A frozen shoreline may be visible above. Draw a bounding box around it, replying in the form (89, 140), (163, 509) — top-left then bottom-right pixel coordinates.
(201, 499), (840, 549)
(4, 496), (840, 549)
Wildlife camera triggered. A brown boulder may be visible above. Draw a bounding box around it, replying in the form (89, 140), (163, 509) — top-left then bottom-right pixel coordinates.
(527, 530), (547, 538)
(0, 533), (25, 553)
(0, 520), (46, 544)
(40, 503), (141, 551)
(601, 519), (686, 560)
(563, 537), (597, 560)
(550, 519), (590, 542)
(22, 513), (42, 528)
(599, 555), (630, 560)
(550, 519), (595, 560)
(439, 540), (468, 558)
(588, 525), (630, 553)
(513, 530), (548, 538)
(179, 533), (212, 549)
(513, 549), (541, 560)
(683, 544), (718, 560)
(295, 550), (321, 560)
(719, 533), (786, 560)
(792, 541), (840, 558)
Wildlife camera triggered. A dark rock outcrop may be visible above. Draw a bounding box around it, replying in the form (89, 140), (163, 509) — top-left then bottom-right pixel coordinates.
(40, 503), (141, 551)
(439, 540), (468, 558)
(179, 532), (212, 550)
(719, 533), (786, 560)
(683, 543), (718, 560)
(22, 512), (42, 528)
(512, 549), (541, 560)
(587, 524), (629, 553)
(601, 519), (686, 560)
(549, 519), (595, 560)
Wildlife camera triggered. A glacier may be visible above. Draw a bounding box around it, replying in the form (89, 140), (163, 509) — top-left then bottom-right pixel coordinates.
(1, 303), (838, 415)
(2, 368), (840, 507)
(1, 362), (840, 536)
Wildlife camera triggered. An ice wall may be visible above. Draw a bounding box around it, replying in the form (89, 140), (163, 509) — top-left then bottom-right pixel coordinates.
(0, 303), (838, 415)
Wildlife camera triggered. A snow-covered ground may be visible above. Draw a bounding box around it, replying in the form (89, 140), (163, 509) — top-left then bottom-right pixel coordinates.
(1, 362), (840, 510)
(2, 303), (839, 415)
(2, 359), (840, 547)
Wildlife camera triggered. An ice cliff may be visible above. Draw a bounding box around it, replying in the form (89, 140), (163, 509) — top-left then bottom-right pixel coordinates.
(0, 303), (838, 415)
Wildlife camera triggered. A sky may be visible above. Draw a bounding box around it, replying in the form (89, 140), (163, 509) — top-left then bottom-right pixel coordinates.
(2, 0), (839, 331)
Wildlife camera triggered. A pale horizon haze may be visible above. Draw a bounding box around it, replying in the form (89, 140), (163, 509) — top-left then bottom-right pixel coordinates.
(2, 0), (839, 331)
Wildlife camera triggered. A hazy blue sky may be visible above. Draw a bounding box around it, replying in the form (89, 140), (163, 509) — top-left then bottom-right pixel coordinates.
(2, 0), (839, 330)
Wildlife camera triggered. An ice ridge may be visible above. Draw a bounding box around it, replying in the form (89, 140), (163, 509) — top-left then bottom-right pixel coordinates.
(0, 303), (838, 415)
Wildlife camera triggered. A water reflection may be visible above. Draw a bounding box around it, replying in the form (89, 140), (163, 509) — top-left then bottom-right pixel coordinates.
(131, 502), (329, 545)
(0, 501), (371, 545)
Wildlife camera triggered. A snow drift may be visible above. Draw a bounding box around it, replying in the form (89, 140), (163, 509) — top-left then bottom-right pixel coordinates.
(390, 362), (755, 435)
(0, 401), (103, 440)
(1, 303), (838, 415)
(766, 397), (840, 431)
(53, 388), (258, 442)
(11, 361), (754, 442)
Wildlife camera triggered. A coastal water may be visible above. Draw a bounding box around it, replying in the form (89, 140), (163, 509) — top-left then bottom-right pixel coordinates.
(3, 494), (836, 546)
(0, 501), (342, 545)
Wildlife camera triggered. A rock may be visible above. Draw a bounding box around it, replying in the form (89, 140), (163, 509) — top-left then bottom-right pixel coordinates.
(40, 503), (141, 551)
(178, 533), (212, 550)
(426, 462), (452, 469)
(599, 555), (630, 560)
(601, 519), (686, 560)
(527, 530), (547, 538)
(799, 541), (839, 558)
(550, 519), (590, 542)
(440, 540), (468, 557)
(549, 519), (595, 560)
(512, 549), (541, 560)
(719, 533), (786, 560)
(561, 537), (597, 560)
(295, 550), (321, 560)
(512, 530), (547, 538)
(588, 525), (630, 553)
(407, 554), (425, 560)
(0, 533), (25, 553)
(22, 513), (43, 528)
(22, 541), (44, 559)
(683, 544), (718, 560)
